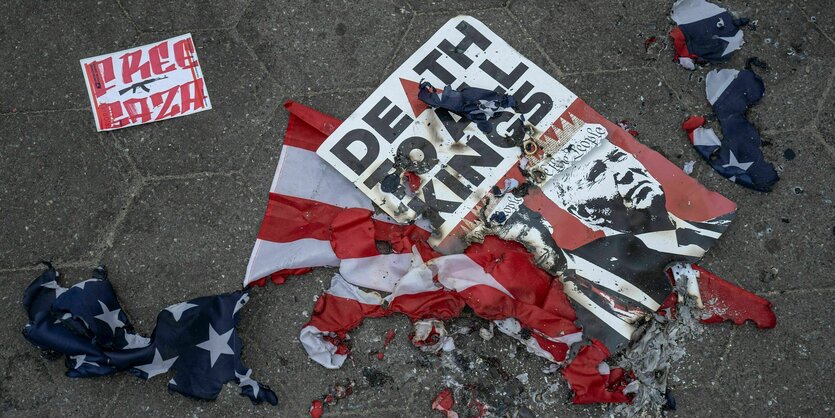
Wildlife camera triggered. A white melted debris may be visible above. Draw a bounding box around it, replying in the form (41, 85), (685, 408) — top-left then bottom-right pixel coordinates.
(605, 271), (705, 418)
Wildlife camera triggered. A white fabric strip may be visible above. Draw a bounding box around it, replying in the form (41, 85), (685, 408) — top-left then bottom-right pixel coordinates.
(299, 325), (348, 369)
(693, 126), (722, 147)
(271, 145), (373, 210)
(244, 238), (338, 286)
(671, 0), (725, 25)
(433, 254), (514, 298)
(339, 253), (416, 293)
(705, 69), (739, 105)
(326, 274), (384, 305)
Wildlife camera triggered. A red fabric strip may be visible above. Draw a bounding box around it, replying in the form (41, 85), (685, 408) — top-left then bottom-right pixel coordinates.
(257, 193), (343, 243)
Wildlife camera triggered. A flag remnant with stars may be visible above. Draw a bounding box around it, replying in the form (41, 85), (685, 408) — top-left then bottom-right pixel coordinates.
(669, 0), (747, 70)
(22, 263), (277, 405)
(682, 69), (779, 192)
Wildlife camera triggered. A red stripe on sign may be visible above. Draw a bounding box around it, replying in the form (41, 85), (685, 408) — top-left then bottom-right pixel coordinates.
(257, 193), (343, 243)
(83, 62), (107, 130)
(307, 293), (387, 334)
(282, 101), (342, 152)
(523, 188), (606, 251)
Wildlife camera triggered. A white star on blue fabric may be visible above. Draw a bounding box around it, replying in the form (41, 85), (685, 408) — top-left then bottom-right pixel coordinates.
(70, 354), (97, 369)
(165, 302), (198, 321)
(72, 279), (100, 290)
(40, 281), (67, 298)
(722, 150), (754, 171)
(233, 294), (249, 316)
(235, 368), (260, 398)
(196, 324), (234, 367)
(94, 300), (125, 334)
(134, 348), (178, 379)
(718, 31), (744, 56)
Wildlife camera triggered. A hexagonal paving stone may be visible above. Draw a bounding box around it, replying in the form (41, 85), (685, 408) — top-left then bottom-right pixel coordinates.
(0, 112), (135, 268)
(405, 0), (507, 13)
(695, 129), (835, 294)
(387, 8), (560, 82)
(101, 174), (262, 314)
(236, 0), (412, 93)
(119, 0), (250, 32)
(509, 0), (669, 73)
(0, 1), (136, 112)
(817, 72), (835, 146)
(722, 291), (835, 416)
(110, 30), (281, 176)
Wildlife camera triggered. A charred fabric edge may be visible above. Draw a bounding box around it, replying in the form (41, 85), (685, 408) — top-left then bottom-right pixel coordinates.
(22, 263), (277, 406)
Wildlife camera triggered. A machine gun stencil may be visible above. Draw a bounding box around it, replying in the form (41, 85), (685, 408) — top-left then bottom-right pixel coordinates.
(119, 76), (168, 95)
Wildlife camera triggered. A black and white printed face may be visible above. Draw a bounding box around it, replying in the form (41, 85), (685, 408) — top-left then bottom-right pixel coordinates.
(491, 204), (566, 274)
(542, 140), (672, 235)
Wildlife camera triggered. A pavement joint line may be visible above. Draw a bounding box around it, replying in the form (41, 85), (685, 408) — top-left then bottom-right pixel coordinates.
(412, 5), (509, 17)
(144, 170), (240, 182)
(231, 0), (255, 29)
(112, 0), (142, 35)
(0, 108), (88, 117)
(655, 67), (691, 109)
(812, 68), (834, 127)
(107, 132), (143, 180)
(300, 86), (377, 99)
(0, 259), (100, 274)
(93, 176), (146, 260)
(378, 12), (416, 84)
(143, 26), (236, 34)
(790, 0), (835, 46)
(231, 27), (285, 93)
(562, 66), (656, 77)
(239, 110), (282, 168)
(757, 286), (835, 297)
(811, 129), (835, 158)
(98, 376), (128, 417)
(712, 328), (736, 383)
(504, 4), (564, 77)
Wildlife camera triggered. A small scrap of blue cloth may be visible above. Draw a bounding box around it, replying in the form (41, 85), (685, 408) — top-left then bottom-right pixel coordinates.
(685, 69), (778, 192)
(22, 263), (277, 405)
(417, 81), (517, 133)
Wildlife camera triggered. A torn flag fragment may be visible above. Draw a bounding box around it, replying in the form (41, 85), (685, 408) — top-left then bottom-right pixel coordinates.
(417, 81), (518, 133)
(691, 264), (777, 328)
(670, 0), (746, 69)
(682, 69), (778, 191)
(22, 264), (276, 405)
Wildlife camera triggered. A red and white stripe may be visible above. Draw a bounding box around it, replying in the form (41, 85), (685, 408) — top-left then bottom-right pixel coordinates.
(300, 236), (582, 369)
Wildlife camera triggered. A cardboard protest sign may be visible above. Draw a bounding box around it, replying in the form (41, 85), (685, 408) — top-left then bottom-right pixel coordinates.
(317, 16), (737, 350)
(317, 17), (577, 250)
(80, 34), (211, 131)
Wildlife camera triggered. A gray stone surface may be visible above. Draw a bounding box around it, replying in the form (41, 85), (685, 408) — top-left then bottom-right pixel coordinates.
(0, 1), (137, 112)
(1, 1), (833, 417)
